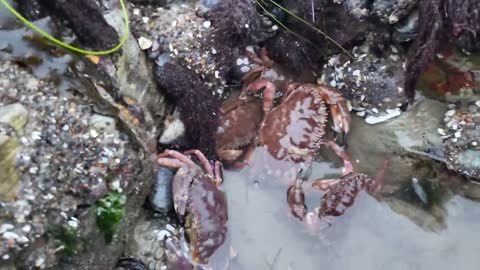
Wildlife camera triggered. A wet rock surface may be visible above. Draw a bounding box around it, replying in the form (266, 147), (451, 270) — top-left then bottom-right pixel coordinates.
(0, 2), (165, 268)
(1, 0), (480, 269)
(129, 3), (227, 96)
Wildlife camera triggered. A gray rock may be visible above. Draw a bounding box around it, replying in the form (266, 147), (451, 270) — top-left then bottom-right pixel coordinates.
(0, 103), (28, 134)
(148, 167), (174, 213)
(89, 114), (118, 134)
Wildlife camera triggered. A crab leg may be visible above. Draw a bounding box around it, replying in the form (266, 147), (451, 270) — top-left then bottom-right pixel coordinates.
(184, 149), (214, 176)
(259, 47), (274, 67)
(325, 140), (354, 176)
(240, 65), (267, 83)
(226, 143), (257, 170)
(367, 160), (389, 198)
(244, 47), (273, 67)
(311, 179), (341, 191)
(315, 85), (351, 135)
(287, 166), (312, 220)
(214, 161), (223, 185)
(239, 78), (277, 112)
(310, 141), (353, 189)
(157, 150), (196, 168)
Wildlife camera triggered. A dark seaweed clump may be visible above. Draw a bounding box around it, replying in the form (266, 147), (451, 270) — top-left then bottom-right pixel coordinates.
(16, 0), (119, 51)
(205, 0), (276, 78)
(153, 61), (219, 160)
(404, 0), (480, 101)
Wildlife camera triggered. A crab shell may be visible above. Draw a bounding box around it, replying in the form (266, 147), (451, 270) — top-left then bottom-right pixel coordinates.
(260, 84), (328, 163)
(318, 173), (374, 219)
(182, 173), (228, 264)
(216, 94), (264, 163)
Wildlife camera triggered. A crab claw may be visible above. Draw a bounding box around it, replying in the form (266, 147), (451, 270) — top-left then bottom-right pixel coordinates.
(165, 236), (194, 270)
(239, 78), (277, 112)
(315, 85), (351, 136)
(287, 166), (312, 220)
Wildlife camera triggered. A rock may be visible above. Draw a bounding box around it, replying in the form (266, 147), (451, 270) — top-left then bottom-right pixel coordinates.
(89, 114), (117, 134)
(0, 135), (19, 201)
(0, 103), (27, 202)
(123, 211), (170, 270)
(348, 98), (447, 178)
(0, 103), (28, 133)
(148, 167), (174, 213)
(322, 43), (408, 112)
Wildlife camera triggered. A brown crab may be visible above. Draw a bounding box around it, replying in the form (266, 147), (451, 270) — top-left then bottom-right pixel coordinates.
(157, 149), (229, 269)
(216, 79), (350, 170)
(287, 141), (389, 232)
(240, 47), (350, 137)
(216, 92), (264, 169)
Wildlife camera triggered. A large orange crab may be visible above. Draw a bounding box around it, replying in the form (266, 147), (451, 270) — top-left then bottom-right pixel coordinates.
(287, 141), (389, 233)
(216, 48), (351, 169)
(157, 149), (230, 269)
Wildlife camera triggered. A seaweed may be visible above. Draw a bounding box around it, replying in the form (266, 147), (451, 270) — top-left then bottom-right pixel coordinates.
(17, 0), (120, 51)
(404, 0), (480, 101)
(153, 60), (219, 160)
(95, 192), (126, 243)
(204, 0), (276, 78)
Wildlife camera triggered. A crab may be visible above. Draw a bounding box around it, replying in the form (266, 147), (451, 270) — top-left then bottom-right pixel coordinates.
(287, 141), (389, 232)
(157, 149), (229, 269)
(216, 92), (264, 169)
(218, 47), (350, 168)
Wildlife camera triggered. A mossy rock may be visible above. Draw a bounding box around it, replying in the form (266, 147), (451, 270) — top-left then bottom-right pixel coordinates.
(0, 134), (20, 201)
(0, 103), (29, 134)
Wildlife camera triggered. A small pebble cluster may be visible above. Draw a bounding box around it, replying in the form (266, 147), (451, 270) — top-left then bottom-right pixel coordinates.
(129, 3), (226, 97)
(0, 61), (137, 266)
(440, 99), (480, 179)
(320, 44), (407, 125)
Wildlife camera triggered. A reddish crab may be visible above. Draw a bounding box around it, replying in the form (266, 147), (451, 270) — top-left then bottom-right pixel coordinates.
(240, 47), (350, 137)
(216, 93), (264, 169)
(216, 48), (351, 170)
(287, 141), (389, 232)
(157, 150), (230, 269)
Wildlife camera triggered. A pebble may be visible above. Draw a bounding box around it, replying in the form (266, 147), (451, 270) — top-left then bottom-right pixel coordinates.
(2, 254), (9, 260)
(22, 225), (31, 233)
(109, 180), (122, 192)
(454, 131), (461, 138)
(35, 257), (45, 268)
(476, 100), (480, 107)
(68, 220), (79, 229)
(472, 141), (478, 146)
(165, 224), (176, 234)
(446, 110), (456, 117)
(17, 235), (29, 244)
(157, 230), (171, 240)
(0, 224), (14, 234)
(356, 111), (366, 117)
(202, 21), (211, 29)
(2, 231), (19, 241)
(31, 131), (42, 141)
(138, 37), (153, 50)
(437, 128), (446, 136)
(89, 129), (99, 138)
(365, 109), (401, 124)
(388, 14), (399, 24)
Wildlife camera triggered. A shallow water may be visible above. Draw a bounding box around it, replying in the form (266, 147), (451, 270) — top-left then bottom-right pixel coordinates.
(222, 131), (480, 270)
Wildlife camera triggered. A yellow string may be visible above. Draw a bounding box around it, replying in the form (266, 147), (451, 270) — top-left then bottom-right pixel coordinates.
(0, 0), (129, 55)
